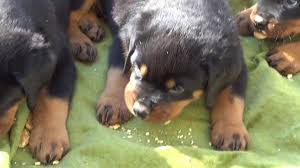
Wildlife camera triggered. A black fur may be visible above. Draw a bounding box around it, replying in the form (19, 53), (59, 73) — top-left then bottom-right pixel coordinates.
(102, 0), (247, 109)
(0, 0), (76, 115)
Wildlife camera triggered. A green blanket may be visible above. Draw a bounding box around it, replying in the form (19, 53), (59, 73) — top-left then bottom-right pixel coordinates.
(2, 1), (300, 167)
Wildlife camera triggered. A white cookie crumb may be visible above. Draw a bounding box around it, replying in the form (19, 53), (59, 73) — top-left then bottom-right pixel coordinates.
(109, 124), (120, 130)
(34, 162), (41, 166)
(157, 140), (164, 144)
(52, 160), (59, 165)
(192, 145), (199, 149)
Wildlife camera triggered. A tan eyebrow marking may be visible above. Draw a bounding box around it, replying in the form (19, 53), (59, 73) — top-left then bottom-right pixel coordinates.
(140, 64), (148, 77)
(165, 79), (176, 89)
(193, 90), (203, 99)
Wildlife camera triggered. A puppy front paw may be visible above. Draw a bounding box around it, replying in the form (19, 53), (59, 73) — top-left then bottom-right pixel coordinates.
(69, 34), (97, 63)
(96, 95), (133, 126)
(29, 125), (70, 164)
(267, 48), (300, 75)
(211, 122), (249, 151)
(80, 19), (104, 42)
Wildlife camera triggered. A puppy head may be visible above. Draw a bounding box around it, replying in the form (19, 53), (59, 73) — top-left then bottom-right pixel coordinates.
(0, 31), (56, 113)
(250, 0), (300, 39)
(123, 31), (210, 123)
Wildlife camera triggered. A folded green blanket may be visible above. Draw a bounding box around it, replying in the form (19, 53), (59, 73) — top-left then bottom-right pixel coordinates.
(1, 1), (300, 167)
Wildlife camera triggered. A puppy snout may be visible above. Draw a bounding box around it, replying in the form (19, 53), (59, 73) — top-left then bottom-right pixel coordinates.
(133, 101), (150, 119)
(253, 15), (268, 29)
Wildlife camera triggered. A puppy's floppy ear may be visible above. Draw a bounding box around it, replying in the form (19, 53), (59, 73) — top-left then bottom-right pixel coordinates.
(123, 40), (136, 74)
(8, 34), (56, 110)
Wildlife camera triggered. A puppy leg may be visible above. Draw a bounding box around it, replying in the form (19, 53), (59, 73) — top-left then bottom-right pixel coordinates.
(236, 4), (257, 36)
(69, 0), (102, 62)
(211, 65), (249, 151)
(96, 36), (133, 126)
(267, 42), (300, 75)
(29, 52), (76, 164)
(0, 102), (20, 136)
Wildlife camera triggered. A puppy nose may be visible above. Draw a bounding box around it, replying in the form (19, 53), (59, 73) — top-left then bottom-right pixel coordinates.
(133, 102), (150, 119)
(254, 15), (267, 29)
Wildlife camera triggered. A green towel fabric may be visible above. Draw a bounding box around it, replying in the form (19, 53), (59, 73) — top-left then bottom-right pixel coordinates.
(2, 1), (300, 167)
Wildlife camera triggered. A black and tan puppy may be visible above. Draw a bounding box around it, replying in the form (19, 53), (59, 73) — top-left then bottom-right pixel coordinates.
(0, 0), (77, 164)
(237, 0), (300, 75)
(97, 0), (249, 150)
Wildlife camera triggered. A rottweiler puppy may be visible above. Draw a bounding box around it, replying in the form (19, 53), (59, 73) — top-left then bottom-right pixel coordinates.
(69, 0), (104, 63)
(0, 0), (76, 164)
(237, 0), (300, 75)
(97, 0), (249, 150)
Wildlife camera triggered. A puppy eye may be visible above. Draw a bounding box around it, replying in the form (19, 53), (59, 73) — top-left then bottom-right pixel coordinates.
(169, 85), (185, 94)
(284, 0), (298, 8)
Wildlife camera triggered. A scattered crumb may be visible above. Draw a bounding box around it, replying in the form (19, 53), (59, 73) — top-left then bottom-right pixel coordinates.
(155, 137), (159, 141)
(34, 162), (41, 166)
(188, 132), (191, 136)
(52, 160), (59, 165)
(181, 141), (184, 144)
(157, 146), (171, 151)
(179, 135), (183, 139)
(157, 140), (164, 144)
(278, 149), (281, 152)
(147, 139), (150, 143)
(178, 130), (182, 134)
(126, 130), (131, 134)
(287, 74), (293, 80)
(145, 132), (150, 136)
(189, 128), (192, 132)
(209, 142), (212, 146)
(19, 129), (30, 148)
(22, 162), (26, 166)
(192, 145), (199, 149)
(191, 140), (194, 145)
(109, 124), (121, 130)
(164, 120), (171, 125)
(127, 135), (133, 139)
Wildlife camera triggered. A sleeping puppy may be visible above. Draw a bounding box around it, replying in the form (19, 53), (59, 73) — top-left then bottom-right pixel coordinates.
(97, 0), (249, 150)
(237, 0), (300, 75)
(0, 0), (76, 164)
(69, 0), (104, 63)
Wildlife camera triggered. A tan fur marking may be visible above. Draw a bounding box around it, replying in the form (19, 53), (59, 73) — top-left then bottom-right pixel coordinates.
(165, 79), (176, 89)
(29, 89), (70, 163)
(140, 64), (148, 77)
(192, 90), (203, 99)
(268, 42), (300, 74)
(0, 102), (20, 136)
(145, 100), (193, 123)
(211, 87), (249, 150)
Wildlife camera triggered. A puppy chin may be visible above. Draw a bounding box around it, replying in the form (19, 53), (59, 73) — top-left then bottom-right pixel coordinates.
(144, 100), (193, 124)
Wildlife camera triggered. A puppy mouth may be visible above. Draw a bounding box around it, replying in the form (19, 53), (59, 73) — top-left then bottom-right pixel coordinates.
(250, 13), (283, 39)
